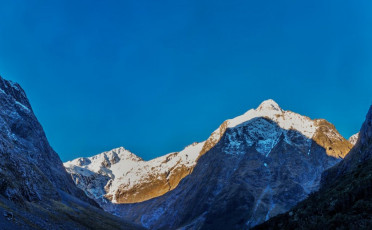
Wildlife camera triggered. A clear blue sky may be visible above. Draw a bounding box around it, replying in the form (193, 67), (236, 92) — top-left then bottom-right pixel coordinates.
(0, 0), (371, 161)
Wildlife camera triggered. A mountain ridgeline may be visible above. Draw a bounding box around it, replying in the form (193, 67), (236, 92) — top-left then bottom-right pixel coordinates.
(66, 99), (354, 229)
(1, 73), (366, 230)
(0, 76), (143, 230)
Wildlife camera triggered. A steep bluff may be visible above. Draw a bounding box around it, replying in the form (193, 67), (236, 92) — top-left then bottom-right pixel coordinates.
(0, 76), (88, 203)
(0, 76), (142, 230)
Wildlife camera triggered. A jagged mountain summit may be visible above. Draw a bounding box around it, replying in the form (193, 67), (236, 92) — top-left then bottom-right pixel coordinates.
(0, 76), (142, 230)
(254, 105), (372, 230)
(66, 99), (353, 229)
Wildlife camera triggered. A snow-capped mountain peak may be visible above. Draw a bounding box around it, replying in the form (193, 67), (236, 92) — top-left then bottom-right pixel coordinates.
(201, 99), (316, 157)
(257, 99), (283, 112)
(199, 99), (350, 159)
(229, 99), (314, 138)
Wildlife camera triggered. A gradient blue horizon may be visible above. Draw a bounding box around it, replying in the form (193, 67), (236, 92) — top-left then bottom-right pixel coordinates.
(0, 0), (371, 161)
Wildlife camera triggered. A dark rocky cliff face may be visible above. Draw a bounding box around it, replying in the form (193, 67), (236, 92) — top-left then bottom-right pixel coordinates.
(0, 76), (143, 230)
(104, 117), (348, 229)
(0, 76), (89, 203)
(253, 105), (372, 230)
(321, 105), (372, 187)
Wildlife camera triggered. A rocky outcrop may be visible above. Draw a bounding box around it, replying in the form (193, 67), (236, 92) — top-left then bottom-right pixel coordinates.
(91, 100), (353, 229)
(312, 119), (352, 158)
(321, 106), (372, 187)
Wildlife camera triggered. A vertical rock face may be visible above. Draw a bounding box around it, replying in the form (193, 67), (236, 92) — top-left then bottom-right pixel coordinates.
(71, 100), (351, 229)
(0, 76), (89, 203)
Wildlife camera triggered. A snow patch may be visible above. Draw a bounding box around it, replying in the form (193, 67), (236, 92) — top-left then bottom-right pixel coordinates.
(15, 101), (30, 112)
(348, 132), (359, 145)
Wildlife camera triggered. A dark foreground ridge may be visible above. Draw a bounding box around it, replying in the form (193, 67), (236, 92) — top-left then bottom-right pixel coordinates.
(0, 76), (143, 229)
(254, 105), (372, 230)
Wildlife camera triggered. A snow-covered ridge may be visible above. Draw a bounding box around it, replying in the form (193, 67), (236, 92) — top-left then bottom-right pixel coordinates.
(64, 142), (205, 203)
(228, 99), (316, 138)
(65, 99), (350, 205)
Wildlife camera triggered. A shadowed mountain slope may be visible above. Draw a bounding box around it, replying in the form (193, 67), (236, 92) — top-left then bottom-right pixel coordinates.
(253, 105), (372, 230)
(0, 76), (142, 229)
